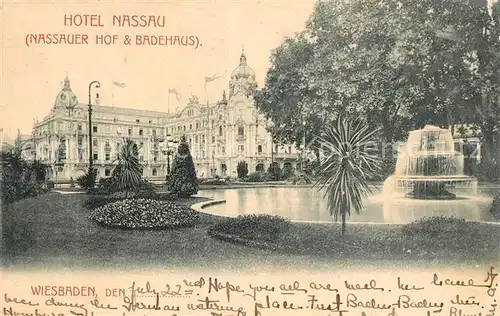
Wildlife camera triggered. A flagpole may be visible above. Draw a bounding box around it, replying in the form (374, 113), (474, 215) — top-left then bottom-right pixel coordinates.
(167, 92), (170, 115)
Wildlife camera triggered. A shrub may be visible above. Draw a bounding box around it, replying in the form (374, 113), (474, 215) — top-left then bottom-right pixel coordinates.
(0, 151), (49, 203)
(267, 163), (282, 181)
(491, 190), (500, 220)
(244, 172), (265, 182)
(290, 174), (312, 184)
(237, 161), (249, 179)
(208, 214), (291, 242)
(402, 216), (468, 237)
(77, 168), (97, 190)
(167, 136), (198, 197)
(476, 160), (500, 182)
(199, 178), (228, 185)
(89, 198), (199, 229)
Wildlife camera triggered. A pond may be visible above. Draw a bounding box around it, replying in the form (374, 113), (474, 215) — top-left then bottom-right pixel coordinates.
(196, 187), (497, 224)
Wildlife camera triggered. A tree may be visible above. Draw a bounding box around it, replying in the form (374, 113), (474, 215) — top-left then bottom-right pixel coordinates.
(167, 135), (198, 197)
(237, 161), (248, 179)
(115, 138), (143, 198)
(314, 118), (381, 235)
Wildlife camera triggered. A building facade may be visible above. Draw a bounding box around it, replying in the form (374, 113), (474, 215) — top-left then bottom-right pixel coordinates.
(27, 53), (300, 183)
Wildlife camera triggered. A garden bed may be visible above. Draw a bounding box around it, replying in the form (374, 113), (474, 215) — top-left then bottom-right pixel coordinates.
(89, 198), (200, 229)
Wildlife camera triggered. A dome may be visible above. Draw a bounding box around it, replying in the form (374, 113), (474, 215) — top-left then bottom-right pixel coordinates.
(54, 75), (78, 110)
(230, 52), (256, 80)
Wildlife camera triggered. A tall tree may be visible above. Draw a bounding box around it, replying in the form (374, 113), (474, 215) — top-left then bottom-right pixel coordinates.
(167, 136), (198, 197)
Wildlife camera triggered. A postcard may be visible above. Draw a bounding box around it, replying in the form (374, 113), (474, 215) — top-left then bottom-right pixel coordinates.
(1, 0), (499, 315)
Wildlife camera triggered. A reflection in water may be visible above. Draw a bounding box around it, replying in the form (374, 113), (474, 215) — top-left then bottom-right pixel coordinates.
(197, 187), (495, 224)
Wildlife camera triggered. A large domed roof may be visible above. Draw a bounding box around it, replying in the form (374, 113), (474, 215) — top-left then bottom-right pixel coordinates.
(54, 75), (78, 110)
(230, 52), (255, 80)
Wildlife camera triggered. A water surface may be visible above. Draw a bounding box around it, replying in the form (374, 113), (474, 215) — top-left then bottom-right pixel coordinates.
(197, 187), (496, 223)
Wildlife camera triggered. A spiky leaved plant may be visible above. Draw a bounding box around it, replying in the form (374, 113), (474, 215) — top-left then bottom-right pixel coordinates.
(314, 117), (381, 234)
(115, 138), (143, 198)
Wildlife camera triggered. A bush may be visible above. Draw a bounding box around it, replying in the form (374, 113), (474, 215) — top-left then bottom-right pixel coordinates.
(77, 168), (97, 190)
(243, 172), (265, 182)
(237, 161), (249, 179)
(402, 216), (468, 237)
(1, 151), (49, 203)
(476, 160), (500, 182)
(491, 190), (500, 220)
(267, 163), (282, 181)
(199, 178), (228, 185)
(208, 214), (291, 242)
(89, 198), (199, 229)
(167, 136), (199, 197)
(290, 173), (312, 184)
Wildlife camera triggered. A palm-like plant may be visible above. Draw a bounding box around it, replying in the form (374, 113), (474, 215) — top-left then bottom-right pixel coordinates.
(314, 117), (381, 234)
(115, 138), (143, 198)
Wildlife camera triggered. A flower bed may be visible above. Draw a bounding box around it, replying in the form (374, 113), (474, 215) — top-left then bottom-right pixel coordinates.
(89, 198), (199, 229)
(208, 214), (291, 243)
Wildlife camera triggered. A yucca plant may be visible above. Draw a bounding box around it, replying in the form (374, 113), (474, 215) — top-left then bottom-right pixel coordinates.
(115, 138), (143, 198)
(313, 117), (381, 234)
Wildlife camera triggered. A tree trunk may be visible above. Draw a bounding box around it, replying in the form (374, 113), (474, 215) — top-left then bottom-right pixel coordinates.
(341, 211), (346, 235)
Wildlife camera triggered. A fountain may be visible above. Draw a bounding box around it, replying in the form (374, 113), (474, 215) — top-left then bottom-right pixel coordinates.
(386, 125), (477, 200)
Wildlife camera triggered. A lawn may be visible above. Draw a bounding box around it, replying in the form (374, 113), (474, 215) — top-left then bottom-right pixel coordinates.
(1, 192), (498, 272)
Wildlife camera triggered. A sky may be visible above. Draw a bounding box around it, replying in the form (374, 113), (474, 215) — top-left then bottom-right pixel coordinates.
(1, 0), (316, 138)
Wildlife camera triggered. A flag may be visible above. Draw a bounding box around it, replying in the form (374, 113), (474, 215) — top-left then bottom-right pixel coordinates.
(112, 81), (126, 88)
(205, 74), (221, 82)
(168, 88), (181, 101)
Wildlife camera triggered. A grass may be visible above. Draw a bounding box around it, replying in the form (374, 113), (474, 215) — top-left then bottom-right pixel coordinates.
(1, 193), (498, 272)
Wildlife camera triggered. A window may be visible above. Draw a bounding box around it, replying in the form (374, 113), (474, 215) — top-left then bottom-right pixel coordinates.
(128, 128), (132, 135)
(238, 126), (244, 136)
(189, 124), (192, 130)
(93, 126), (98, 133)
(139, 155), (144, 161)
(196, 122), (199, 129)
(222, 146), (226, 153)
(77, 124), (82, 132)
(139, 141), (144, 148)
(152, 129), (156, 136)
(93, 153), (98, 160)
(93, 139), (98, 147)
(202, 135), (205, 143)
(152, 168), (157, 176)
(78, 136), (83, 146)
(136, 119), (140, 123)
(275, 144), (279, 153)
(288, 146), (292, 153)
(139, 129), (143, 136)
(149, 120), (152, 124)
(212, 136), (215, 143)
(238, 144), (244, 153)
(219, 126), (223, 136)
(183, 126), (186, 131)
(211, 120), (215, 128)
(258, 145), (262, 153)
(153, 154), (158, 163)
(195, 135), (198, 143)
(105, 169), (111, 176)
(105, 153), (110, 161)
